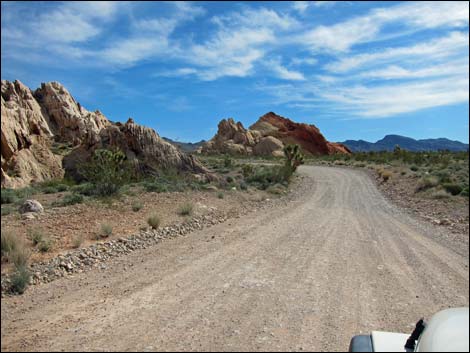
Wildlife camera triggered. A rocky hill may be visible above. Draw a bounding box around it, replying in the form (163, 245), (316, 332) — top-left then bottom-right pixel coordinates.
(200, 112), (351, 156)
(342, 135), (469, 152)
(1, 80), (210, 188)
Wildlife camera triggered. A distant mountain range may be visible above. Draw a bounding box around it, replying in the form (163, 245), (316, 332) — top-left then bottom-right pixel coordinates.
(162, 137), (205, 153)
(341, 135), (469, 152)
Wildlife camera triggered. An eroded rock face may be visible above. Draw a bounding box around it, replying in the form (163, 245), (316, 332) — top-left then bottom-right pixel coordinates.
(250, 112), (351, 155)
(201, 112), (351, 156)
(1, 80), (64, 188)
(64, 118), (212, 181)
(1, 80), (212, 188)
(34, 82), (110, 145)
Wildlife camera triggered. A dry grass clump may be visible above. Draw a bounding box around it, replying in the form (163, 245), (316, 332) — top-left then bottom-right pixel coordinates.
(147, 214), (161, 229)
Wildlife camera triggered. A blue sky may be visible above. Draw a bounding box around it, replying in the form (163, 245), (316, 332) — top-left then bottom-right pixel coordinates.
(1, 1), (469, 143)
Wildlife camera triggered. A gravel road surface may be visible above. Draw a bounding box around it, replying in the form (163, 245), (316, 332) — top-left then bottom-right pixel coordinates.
(2, 166), (468, 351)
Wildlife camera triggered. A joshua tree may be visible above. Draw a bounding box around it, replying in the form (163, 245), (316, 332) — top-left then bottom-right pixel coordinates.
(283, 144), (305, 178)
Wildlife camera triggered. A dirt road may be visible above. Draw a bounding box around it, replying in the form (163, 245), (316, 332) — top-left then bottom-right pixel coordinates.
(1, 166), (468, 351)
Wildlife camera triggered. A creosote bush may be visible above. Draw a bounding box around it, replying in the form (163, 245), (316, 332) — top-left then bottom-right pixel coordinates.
(82, 148), (134, 197)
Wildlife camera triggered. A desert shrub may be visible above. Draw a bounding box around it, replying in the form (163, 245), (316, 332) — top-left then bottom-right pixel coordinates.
(410, 165), (419, 172)
(381, 170), (392, 182)
(53, 193), (84, 207)
(442, 183), (463, 196)
(1, 206), (14, 216)
(70, 183), (95, 196)
(27, 229), (44, 246)
(43, 186), (58, 194)
(226, 176), (234, 183)
(241, 164), (254, 177)
(147, 214), (161, 229)
(38, 238), (53, 252)
(10, 266), (31, 294)
(416, 177), (439, 192)
(132, 200), (143, 212)
(1, 189), (18, 204)
(100, 223), (113, 238)
(56, 184), (69, 192)
(223, 155), (233, 168)
(82, 149), (133, 197)
(178, 202), (194, 216)
(239, 181), (248, 191)
(460, 187), (469, 197)
(266, 184), (285, 195)
(143, 181), (168, 193)
(217, 192), (224, 199)
(431, 190), (451, 199)
(1, 232), (18, 259)
(8, 243), (30, 269)
(72, 234), (83, 249)
(435, 171), (452, 184)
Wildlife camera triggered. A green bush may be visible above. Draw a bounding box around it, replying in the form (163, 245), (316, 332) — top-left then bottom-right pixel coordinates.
(53, 193), (84, 207)
(56, 184), (69, 192)
(1, 206), (14, 216)
(178, 202), (194, 216)
(410, 165), (419, 172)
(239, 182), (248, 191)
(1, 189), (18, 204)
(70, 183), (95, 196)
(43, 186), (58, 194)
(132, 200), (143, 212)
(226, 176), (234, 183)
(100, 223), (113, 238)
(442, 183), (463, 196)
(82, 149), (133, 197)
(223, 155), (232, 168)
(460, 187), (469, 197)
(27, 229), (44, 246)
(217, 192), (224, 199)
(38, 238), (53, 252)
(143, 181), (168, 193)
(147, 214), (161, 229)
(10, 266), (31, 294)
(241, 164), (254, 177)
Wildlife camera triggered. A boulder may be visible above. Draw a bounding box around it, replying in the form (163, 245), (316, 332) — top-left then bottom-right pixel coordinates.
(253, 136), (284, 157)
(18, 199), (44, 214)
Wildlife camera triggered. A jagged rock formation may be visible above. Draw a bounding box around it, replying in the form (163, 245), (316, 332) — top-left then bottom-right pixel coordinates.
(200, 112), (351, 156)
(200, 118), (259, 155)
(34, 82), (110, 146)
(1, 80), (211, 188)
(1, 80), (64, 188)
(64, 118), (209, 180)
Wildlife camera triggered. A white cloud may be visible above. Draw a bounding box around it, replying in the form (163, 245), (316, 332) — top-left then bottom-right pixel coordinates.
(296, 1), (469, 53)
(266, 58), (306, 81)
(322, 77), (469, 117)
(290, 57), (318, 66)
(292, 1), (310, 14)
(326, 31), (469, 72)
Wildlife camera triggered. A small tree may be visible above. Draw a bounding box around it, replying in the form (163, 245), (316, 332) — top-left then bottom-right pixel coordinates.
(82, 148), (133, 196)
(283, 144), (305, 179)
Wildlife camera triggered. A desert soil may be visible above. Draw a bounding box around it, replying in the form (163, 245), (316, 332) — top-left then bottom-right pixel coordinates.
(1, 166), (468, 352)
